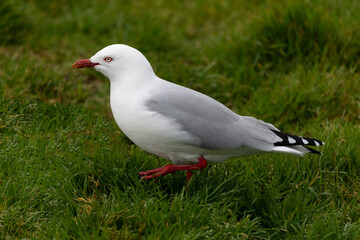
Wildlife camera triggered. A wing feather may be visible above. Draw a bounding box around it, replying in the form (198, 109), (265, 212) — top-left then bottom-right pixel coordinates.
(145, 86), (280, 151)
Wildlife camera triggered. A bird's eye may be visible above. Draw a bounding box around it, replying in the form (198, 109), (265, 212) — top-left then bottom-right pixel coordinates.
(104, 57), (113, 62)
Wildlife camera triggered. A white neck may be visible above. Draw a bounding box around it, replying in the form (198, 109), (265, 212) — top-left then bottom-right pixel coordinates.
(110, 69), (159, 94)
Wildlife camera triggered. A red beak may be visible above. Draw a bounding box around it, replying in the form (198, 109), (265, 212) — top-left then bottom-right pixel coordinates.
(72, 59), (99, 68)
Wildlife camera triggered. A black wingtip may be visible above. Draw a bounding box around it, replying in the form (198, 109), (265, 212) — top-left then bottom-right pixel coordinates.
(304, 146), (322, 155)
(271, 129), (324, 147)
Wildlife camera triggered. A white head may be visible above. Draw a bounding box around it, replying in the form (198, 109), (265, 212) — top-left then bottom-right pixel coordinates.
(73, 44), (155, 81)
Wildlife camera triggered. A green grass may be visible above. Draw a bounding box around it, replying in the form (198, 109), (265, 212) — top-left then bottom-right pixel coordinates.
(1, 0), (359, 238)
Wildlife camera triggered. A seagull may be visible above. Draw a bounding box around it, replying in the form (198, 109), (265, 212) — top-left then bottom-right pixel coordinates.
(72, 44), (324, 183)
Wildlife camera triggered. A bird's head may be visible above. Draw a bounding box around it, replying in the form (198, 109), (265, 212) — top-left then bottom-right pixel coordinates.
(72, 44), (154, 81)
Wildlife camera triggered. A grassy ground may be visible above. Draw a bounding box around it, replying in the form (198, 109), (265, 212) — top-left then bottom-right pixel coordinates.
(1, 0), (359, 239)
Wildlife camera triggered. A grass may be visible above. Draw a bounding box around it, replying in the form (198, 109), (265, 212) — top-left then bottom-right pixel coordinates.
(0, 0), (359, 238)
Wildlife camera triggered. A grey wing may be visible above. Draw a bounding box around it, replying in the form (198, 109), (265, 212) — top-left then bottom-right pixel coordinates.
(145, 86), (282, 151)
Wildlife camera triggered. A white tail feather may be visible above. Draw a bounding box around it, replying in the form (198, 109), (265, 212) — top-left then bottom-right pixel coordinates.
(272, 146), (310, 156)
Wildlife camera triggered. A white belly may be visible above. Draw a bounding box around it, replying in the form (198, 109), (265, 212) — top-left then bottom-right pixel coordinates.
(110, 88), (204, 163)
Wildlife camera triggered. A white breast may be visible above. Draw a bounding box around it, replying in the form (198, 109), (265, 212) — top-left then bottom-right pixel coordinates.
(109, 80), (202, 163)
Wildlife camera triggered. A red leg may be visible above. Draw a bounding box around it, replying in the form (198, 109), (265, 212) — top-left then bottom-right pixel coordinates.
(138, 166), (167, 176)
(139, 156), (207, 181)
